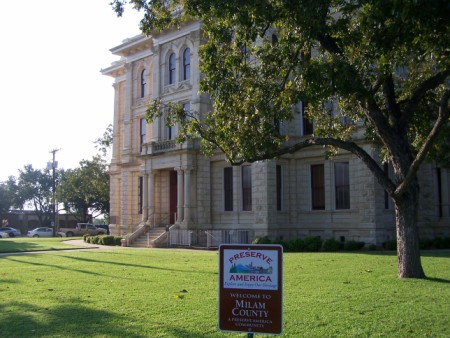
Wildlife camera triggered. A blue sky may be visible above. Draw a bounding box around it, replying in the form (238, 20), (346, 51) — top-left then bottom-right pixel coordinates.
(0, 1), (143, 181)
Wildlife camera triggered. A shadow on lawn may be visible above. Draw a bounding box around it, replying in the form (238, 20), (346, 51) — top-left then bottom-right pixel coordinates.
(0, 300), (146, 337)
(57, 254), (218, 275)
(0, 300), (216, 338)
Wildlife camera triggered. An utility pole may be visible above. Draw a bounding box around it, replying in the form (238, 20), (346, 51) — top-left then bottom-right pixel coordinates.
(49, 149), (60, 237)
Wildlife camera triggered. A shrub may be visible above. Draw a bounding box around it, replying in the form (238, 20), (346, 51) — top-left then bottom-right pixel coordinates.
(322, 239), (342, 252)
(101, 235), (116, 246)
(114, 236), (123, 246)
(272, 238), (289, 251)
(287, 238), (305, 252)
(252, 236), (272, 244)
(383, 240), (397, 250)
(367, 244), (377, 251)
(343, 240), (365, 251)
(83, 234), (90, 242)
(420, 239), (433, 250)
(303, 236), (322, 252)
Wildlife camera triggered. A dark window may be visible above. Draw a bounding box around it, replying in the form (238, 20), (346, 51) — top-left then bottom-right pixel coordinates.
(224, 167), (233, 211)
(276, 165), (282, 211)
(384, 163), (390, 210)
(302, 101), (313, 135)
(140, 69), (147, 98)
(311, 164), (325, 210)
(138, 176), (143, 215)
(182, 48), (190, 81)
(242, 166), (252, 211)
(335, 162), (350, 209)
(140, 118), (146, 152)
(168, 52), (176, 84)
(437, 168), (443, 218)
(271, 34), (278, 44)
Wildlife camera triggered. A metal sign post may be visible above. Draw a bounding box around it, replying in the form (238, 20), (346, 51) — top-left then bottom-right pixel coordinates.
(218, 244), (283, 336)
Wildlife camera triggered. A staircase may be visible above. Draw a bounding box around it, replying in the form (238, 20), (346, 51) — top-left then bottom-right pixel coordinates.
(129, 226), (168, 248)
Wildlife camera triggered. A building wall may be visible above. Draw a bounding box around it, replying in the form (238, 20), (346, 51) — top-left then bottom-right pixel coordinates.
(102, 26), (450, 245)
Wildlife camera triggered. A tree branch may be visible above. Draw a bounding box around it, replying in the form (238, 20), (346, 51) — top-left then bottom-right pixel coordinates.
(402, 70), (450, 125)
(383, 74), (401, 122)
(227, 137), (397, 194)
(395, 89), (450, 197)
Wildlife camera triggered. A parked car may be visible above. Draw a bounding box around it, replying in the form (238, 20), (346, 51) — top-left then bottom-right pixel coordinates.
(0, 231), (10, 238)
(27, 227), (65, 238)
(95, 224), (110, 235)
(0, 227), (22, 237)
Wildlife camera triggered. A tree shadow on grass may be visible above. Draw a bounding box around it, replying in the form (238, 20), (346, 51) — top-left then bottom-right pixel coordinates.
(0, 300), (146, 338)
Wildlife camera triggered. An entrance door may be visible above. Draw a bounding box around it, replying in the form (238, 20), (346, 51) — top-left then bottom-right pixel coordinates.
(169, 170), (177, 224)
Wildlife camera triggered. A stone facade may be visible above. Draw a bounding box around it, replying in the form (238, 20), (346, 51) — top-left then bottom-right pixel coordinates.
(102, 24), (450, 246)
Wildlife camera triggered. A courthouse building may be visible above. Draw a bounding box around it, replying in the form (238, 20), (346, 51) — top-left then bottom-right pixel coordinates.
(101, 22), (450, 247)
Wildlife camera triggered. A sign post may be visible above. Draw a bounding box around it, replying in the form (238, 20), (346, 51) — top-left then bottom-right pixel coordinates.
(218, 244), (283, 335)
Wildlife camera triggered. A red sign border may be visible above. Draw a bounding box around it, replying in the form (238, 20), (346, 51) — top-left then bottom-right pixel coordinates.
(218, 244), (283, 335)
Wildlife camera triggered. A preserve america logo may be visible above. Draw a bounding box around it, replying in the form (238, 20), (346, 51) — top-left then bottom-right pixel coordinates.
(223, 249), (279, 290)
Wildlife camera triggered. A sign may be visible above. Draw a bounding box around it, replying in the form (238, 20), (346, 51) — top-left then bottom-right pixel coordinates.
(219, 244), (283, 335)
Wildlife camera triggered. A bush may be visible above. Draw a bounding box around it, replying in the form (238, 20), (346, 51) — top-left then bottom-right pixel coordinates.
(114, 236), (123, 246)
(287, 238), (305, 252)
(367, 244), (377, 251)
(252, 236), (272, 244)
(343, 240), (365, 251)
(322, 239), (342, 252)
(383, 240), (397, 250)
(303, 236), (322, 252)
(101, 235), (116, 246)
(272, 238), (289, 251)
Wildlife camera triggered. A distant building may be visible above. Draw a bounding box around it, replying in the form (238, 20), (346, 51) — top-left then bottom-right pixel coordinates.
(101, 22), (450, 247)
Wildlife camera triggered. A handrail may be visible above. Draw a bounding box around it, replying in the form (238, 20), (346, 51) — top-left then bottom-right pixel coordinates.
(122, 222), (149, 247)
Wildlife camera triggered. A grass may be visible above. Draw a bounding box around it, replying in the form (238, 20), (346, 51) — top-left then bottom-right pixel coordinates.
(0, 240), (449, 337)
(0, 237), (88, 253)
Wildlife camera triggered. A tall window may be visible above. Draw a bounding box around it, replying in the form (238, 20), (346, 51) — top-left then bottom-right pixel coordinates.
(384, 163), (391, 210)
(335, 162), (350, 209)
(276, 165), (282, 211)
(140, 69), (147, 98)
(140, 118), (146, 152)
(224, 167), (233, 211)
(182, 48), (190, 81)
(242, 166), (252, 211)
(168, 52), (176, 85)
(311, 164), (325, 210)
(182, 102), (190, 120)
(138, 176), (143, 215)
(301, 101), (313, 135)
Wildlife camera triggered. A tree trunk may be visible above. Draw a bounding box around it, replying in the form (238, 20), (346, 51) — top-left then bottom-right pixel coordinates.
(394, 181), (426, 278)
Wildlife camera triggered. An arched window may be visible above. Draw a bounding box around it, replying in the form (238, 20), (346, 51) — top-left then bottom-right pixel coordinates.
(271, 34), (278, 44)
(182, 48), (190, 81)
(168, 52), (176, 85)
(140, 69), (147, 98)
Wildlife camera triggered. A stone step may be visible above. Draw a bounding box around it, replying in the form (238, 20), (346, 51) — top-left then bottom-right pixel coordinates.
(129, 227), (167, 248)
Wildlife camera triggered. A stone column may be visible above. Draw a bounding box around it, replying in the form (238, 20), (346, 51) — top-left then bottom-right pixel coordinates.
(177, 168), (184, 223)
(142, 173), (148, 222)
(122, 63), (133, 162)
(148, 172), (155, 225)
(184, 168), (192, 224)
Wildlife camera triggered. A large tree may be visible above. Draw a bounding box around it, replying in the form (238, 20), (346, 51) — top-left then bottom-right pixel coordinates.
(112, 0), (449, 278)
(57, 156), (110, 222)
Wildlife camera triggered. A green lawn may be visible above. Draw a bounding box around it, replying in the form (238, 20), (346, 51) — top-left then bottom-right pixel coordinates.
(0, 240), (449, 337)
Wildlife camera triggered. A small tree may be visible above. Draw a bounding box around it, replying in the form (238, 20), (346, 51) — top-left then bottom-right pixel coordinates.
(112, 0), (449, 278)
(12, 165), (55, 227)
(0, 180), (14, 223)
